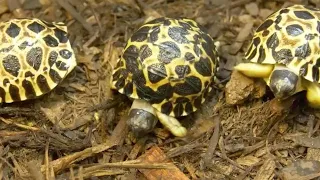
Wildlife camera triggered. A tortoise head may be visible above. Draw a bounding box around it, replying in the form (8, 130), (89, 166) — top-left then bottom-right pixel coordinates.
(127, 99), (159, 137)
(268, 67), (300, 99)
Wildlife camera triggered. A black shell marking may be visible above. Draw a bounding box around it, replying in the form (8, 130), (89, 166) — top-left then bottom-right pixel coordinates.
(22, 79), (36, 99)
(9, 84), (21, 101)
(27, 21), (45, 33)
(37, 74), (51, 93)
(6, 23), (20, 38)
(147, 63), (167, 83)
(59, 49), (72, 59)
(54, 28), (68, 43)
(3, 55), (20, 77)
(294, 10), (315, 19)
(26, 47), (43, 71)
(286, 24), (304, 36)
(157, 41), (181, 64)
(49, 69), (62, 83)
(43, 35), (59, 47)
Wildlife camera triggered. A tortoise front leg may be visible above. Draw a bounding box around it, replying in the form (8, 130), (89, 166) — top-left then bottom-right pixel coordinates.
(234, 62), (274, 78)
(155, 111), (187, 137)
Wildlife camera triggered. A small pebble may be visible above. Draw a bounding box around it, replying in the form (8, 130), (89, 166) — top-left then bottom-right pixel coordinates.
(263, 2), (277, 9)
(238, 14), (254, 24)
(259, 9), (274, 20)
(245, 3), (259, 16)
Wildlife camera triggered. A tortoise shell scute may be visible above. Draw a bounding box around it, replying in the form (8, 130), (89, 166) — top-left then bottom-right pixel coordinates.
(111, 17), (219, 117)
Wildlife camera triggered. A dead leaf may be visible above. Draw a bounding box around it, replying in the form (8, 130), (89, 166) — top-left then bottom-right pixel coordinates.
(138, 146), (189, 180)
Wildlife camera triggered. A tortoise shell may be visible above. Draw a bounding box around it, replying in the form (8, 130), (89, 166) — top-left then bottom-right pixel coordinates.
(0, 18), (76, 103)
(244, 4), (320, 83)
(111, 17), (219, 117)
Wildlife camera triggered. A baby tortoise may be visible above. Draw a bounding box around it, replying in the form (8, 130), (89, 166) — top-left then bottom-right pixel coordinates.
(235, 5), (320, 108)
(111, 17), (219, 137)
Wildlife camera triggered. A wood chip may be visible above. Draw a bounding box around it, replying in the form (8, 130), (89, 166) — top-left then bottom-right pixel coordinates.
(284, 133), (320, 148)
(40, 101), (67, 128)
(238, 14), (254, 24)
(236, 155), (260, 166)
(136, 0), (162, 21)
(110, 114), (129, 145)
(40, 141), (115, 173)
(153, 128), (171, 139)
(138, 146), (189, 180)
(310, 0), (320, 4)
(0, 0), (8, 15)
(128, 141), (143, 160)
(54, 0), (93, 33)
(254, 158), (275, 180)
(183, 158), (197, 179)
(203, 116), (220, 167)
(224, 143), (244, 153)
(279, 160), (320, 180)
(114, 0), (140, 11)
(22, 0), (42, 9)
(209, 0), (225, 6)
(39, 0), (51, 5)
(229, 22), (253, 54)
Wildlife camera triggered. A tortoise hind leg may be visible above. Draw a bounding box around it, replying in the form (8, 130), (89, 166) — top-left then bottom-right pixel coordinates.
(155, 111), (187, 137)
(305, 81), (320, 108)
(234, 62), (274, 78)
